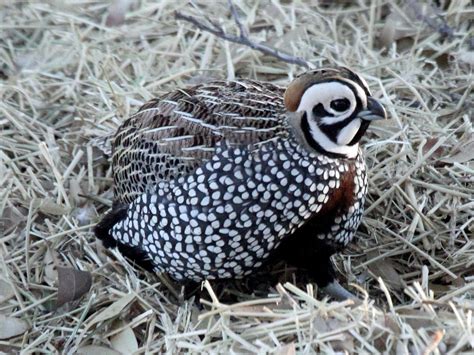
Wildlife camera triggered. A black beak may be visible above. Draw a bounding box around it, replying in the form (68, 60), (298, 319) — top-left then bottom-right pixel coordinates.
(358, 97), (387, 121)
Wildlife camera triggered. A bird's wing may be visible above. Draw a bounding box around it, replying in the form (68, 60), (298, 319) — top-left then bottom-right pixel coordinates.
(112, 79), (286, 204)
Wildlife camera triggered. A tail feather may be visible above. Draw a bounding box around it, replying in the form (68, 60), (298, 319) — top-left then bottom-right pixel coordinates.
(95, 204), (155, 271)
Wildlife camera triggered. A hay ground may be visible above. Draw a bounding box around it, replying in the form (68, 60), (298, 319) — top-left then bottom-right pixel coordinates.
(0, 0), (473, 353)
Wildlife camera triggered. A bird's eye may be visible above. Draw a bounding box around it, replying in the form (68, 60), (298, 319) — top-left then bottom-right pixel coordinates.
(330, 98), (351, 112)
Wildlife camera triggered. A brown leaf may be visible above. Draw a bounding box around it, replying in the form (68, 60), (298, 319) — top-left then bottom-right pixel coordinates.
(441, 139), (474, 164)
(110, 326), (139, 354)
(384, 314), (401, 334)
(87, 293), (135, 327)
(0, 205), (27, 234)
(367, 252), (404, 291)
(0, 315), (29, 340)
(422, 138), (446, 159)
(57, 267), (92, 307)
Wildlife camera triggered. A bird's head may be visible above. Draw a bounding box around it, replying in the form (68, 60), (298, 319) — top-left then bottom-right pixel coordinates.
(284, 67), (387, 159)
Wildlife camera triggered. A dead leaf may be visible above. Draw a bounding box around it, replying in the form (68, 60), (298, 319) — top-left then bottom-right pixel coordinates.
(0, 279), (15, 304)
(367, 251), (404, 291)
(326, 318), (355, 352)
(110, 326), (139, 354)
(384, 314), (401, 334)
(441, 139), (474, 164)
(88, 293), (135, 327)
(57, 267), (92, 307)
(373, 314), (401, 351)
(0, 315), (29, 340)
(0, 205), (27, 234)
(313, 316), (355, 351)
(76, 345), (121, 355)
(34, 198), (69, 216)
(422, 138), (446, 159)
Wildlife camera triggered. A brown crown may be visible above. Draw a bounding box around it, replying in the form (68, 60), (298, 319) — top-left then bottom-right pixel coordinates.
(284, 68), (356, 112)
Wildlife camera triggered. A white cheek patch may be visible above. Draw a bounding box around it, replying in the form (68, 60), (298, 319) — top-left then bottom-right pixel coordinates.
(306, 117), (359, 158)
(337, 118), (361, 146)
(296, 82), (357, 125)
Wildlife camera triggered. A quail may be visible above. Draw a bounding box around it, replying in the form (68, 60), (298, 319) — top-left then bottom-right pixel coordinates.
(95, 67), (387, 299)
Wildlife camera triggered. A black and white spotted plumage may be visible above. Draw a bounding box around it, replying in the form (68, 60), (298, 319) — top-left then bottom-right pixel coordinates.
(96, 67), (386, 288)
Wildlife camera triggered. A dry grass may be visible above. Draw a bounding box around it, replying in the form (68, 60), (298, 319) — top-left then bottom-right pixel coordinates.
(0, 0), (473, 353)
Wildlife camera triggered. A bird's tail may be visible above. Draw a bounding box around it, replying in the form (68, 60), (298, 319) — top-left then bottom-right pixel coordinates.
(95, 203), (155, 271)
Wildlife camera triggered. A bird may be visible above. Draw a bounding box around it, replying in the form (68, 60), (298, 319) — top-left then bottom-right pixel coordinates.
(95, 67), (387, 299)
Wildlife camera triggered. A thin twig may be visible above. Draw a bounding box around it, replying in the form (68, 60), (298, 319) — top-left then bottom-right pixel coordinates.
(175, 7), (312, 68)
(227, 0), (248, 38)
